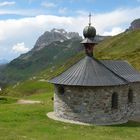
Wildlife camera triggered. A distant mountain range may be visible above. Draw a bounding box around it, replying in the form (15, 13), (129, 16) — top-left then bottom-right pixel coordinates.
(0, 29), (83, 84)
(0, 28), (108, 84)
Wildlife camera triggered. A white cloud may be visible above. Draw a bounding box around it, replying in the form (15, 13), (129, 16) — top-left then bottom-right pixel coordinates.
(0, 30), (5, 41)
(0, 15), (73, 43)
(12, 42), (29, 53)
(103, 27), (124, 36)
(41, 1), (56, 8)
(0, 1), (15, 6)
(90, 7), (140, 35)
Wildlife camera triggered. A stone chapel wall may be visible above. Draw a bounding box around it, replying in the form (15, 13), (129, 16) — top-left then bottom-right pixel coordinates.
(54, 84), (137, 125)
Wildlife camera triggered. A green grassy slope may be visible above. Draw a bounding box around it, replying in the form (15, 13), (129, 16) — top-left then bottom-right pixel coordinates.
(0, 51), (84, 97)
(95, 29), (140, 71)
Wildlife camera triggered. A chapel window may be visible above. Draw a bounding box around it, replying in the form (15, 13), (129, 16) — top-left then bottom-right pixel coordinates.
(57, 85), (65, 95)
(112, 92), (118, 109)
(128, 89), (133, 103)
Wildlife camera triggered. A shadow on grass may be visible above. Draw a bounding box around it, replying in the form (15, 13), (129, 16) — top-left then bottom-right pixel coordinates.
(0, 96), (17, 104)
(106, 121), (140, 128)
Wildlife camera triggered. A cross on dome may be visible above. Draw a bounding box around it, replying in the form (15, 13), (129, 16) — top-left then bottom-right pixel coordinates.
(89, 13), (92, 26)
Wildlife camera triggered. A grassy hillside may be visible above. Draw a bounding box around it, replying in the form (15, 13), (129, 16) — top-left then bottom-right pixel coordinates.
(0, 51), (84, 97)
(95, 29), (140, 71)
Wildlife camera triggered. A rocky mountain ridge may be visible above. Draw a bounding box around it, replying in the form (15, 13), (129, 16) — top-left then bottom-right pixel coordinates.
(33, 28), (82, 51)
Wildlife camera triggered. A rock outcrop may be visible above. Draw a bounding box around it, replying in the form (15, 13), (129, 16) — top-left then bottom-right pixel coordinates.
(129, 18), (140, 30)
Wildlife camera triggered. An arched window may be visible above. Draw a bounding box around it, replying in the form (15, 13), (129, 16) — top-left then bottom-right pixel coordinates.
(57, 85), (65, 95)
(112, 92), (118, 109)
(128, 89), (133, 103)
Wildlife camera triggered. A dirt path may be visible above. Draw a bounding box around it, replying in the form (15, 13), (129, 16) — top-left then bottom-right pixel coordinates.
(17, 99), (41, 104)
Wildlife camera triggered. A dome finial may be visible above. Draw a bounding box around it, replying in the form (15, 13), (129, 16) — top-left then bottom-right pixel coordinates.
(89, 12), (92, 26)
(83, 13), (96, 38)
(81, 13), (97, 57)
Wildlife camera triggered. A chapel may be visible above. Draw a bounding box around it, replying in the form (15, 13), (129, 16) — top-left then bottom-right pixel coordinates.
(48, 15), (140, 125)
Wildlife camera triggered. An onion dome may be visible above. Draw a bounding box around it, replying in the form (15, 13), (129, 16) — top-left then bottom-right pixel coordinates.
(83, 25), (96, 38)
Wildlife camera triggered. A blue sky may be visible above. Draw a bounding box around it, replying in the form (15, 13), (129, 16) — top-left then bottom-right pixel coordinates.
(0, 0), (140, 60)
(0, 0), (140, 18)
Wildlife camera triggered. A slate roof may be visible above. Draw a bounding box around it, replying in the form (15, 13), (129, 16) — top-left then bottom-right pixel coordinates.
(49, 56), (140, 86)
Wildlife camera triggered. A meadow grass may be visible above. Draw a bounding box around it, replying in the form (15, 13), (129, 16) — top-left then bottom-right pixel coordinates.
(0, 92), (140, 140)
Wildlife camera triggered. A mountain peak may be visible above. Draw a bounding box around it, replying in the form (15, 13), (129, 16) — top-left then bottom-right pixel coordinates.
(33, 28), (82, 51)
(51, 28), (67, 34)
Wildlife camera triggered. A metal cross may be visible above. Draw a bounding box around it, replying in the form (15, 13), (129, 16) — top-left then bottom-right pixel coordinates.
(89, 13), (92, 26)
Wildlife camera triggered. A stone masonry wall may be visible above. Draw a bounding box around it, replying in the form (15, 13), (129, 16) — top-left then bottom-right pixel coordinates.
(132, 83), (140, 116)
(54, 84), (138, 125)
